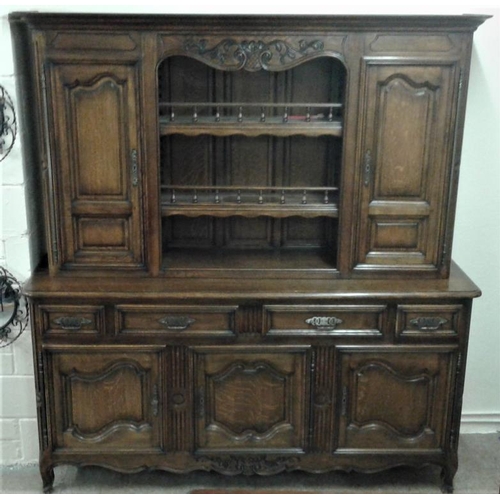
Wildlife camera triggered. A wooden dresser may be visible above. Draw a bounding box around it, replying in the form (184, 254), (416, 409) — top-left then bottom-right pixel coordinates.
(9, 12), (487, 493)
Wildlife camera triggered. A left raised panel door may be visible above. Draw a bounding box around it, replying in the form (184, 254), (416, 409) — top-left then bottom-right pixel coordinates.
(48, 348), (162, 452)
(47, 63), (144, 269)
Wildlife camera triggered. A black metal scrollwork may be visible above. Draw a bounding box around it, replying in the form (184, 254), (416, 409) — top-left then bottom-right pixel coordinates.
(0, 85), (17, 162)
(0, 267), (28, 348)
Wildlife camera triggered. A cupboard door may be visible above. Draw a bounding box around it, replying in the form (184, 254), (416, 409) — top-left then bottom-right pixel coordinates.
(47, 63), (144, 269)
(355, 62), (458, 273)
(337, 347), (456, 451)
(194, 346), (309, 453)
(49, 348), (162, 452)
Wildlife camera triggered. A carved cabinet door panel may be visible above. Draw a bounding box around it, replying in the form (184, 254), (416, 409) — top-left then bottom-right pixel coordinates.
(354, 62), (459, 273)
(194, 346), (309, 453)
(46, 63), (144, 269)
(337, 347), (456, 451)
(48, 348), (162, 452)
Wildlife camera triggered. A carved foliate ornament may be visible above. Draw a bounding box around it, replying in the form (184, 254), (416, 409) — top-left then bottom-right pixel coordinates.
(184, 38), (325, 71)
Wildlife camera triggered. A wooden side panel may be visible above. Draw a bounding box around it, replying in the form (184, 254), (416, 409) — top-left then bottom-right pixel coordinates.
(338, 348), (456, 451)
(355, 62), (458, 272)
(48, 63), (144, 269)
(194, 347), (308, 452)
(49, 349), (162, 451)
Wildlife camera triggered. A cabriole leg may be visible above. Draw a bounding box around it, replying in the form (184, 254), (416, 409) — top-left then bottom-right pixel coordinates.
(440, 464), (457, 494)
(40, 450), (54, 493)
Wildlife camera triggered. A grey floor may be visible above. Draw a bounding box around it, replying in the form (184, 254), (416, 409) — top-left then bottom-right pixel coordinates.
(1, 434), (499, 494)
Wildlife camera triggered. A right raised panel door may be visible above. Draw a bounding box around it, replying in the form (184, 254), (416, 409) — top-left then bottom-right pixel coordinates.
(354, 62), (459, 273)
(337, 347), (456, 451)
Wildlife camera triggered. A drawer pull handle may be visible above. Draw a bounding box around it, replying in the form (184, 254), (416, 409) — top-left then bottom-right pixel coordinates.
(305, 316), (343, 330)
(158, 316), (195, 330)
(410, 317), (448, 331)
(53, 317), (91, 331)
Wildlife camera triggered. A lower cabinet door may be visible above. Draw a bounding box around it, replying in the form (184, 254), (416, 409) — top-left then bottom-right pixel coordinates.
(48, 347), (162, 452)
(337, 347), (456, 451)
(194, 346), (309, 453)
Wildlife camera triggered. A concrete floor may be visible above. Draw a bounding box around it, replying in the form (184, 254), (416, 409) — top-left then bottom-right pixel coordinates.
(1, 434), (499, 494)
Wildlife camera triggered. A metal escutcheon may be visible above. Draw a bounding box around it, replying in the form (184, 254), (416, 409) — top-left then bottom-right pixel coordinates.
(305, 316), (343, 330)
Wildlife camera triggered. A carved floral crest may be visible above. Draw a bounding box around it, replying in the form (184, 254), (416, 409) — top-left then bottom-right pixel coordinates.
(184, 38), (325, 71)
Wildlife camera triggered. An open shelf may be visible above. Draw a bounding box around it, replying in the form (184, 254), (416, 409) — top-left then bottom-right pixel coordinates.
(162, 248), (336, 272)
(158, 55), (346, 276)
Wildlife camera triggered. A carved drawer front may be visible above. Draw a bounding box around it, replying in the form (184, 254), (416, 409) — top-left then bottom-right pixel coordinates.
(40, 305), (105, 338)
(194, 345), (309, 453)
(48, 347), (162, 452)
(116, 305), (237, 336)
(263, 305), (387, 337)
(337, 347), (456, 451)
(396, 304), (463, 340)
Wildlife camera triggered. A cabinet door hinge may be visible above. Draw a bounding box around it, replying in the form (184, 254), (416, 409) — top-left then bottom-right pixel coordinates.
(36, 352), (45, 411)
(131, 149), (138, 187)
(37, 351), (44, 378)
(41, 71), (47, 91)
(151, 384), (159, 417)
(310, 349), (316, 374)
(196, 387), (205, 419)
(363, 149), (372, 187)
(341, 385), (348, 416)
(52, 241), (59, 263)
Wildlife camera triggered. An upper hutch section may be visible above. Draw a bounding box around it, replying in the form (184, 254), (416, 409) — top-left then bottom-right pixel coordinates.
(9, 13), (488, 279)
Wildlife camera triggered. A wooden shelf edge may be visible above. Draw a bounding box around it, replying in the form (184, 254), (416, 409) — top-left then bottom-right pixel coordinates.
(159, 121), (343, 138)
(161, 204), (339, 218)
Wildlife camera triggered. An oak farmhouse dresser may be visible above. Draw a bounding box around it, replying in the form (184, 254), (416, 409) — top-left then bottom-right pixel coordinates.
(9, 12), (489, 493)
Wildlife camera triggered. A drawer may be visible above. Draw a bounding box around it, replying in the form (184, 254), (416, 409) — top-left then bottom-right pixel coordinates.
(263, 305), (387, 336)
(396, 304), (463, 340)
(39, 305), (105, 337)
(115, 305), (237, 336)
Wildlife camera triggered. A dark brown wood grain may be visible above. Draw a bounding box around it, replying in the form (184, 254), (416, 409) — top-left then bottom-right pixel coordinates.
(9, 12), (487, 494)
(46, 62), (145, 270)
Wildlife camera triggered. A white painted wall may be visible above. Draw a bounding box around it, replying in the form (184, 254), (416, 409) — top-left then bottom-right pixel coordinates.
(0, 2), (498, 465)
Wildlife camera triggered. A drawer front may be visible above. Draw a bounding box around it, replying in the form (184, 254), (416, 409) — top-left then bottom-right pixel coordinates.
(116, 305), (237, 336)
(396, 304), (463, 340)
(264, 305), (387, 336)
(40, 305), (105, 337)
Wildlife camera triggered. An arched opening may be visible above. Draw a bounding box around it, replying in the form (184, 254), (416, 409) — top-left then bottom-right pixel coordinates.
(157, 55), (347, 274)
